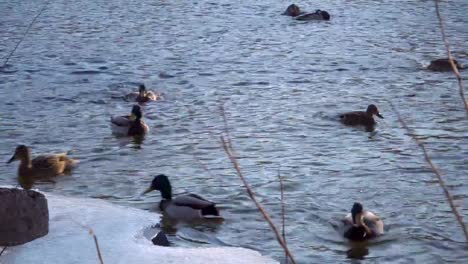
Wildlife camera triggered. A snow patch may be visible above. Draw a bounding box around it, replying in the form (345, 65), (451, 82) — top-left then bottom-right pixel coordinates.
(1, 190), (277, 264)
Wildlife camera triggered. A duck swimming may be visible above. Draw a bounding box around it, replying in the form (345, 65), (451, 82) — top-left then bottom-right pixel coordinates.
(110, 105), (149, 136)
(283, 4), (302, 17)
(339, 104), (383, 131)
(342, 202), (384, 241)
(142, 174), (221, 221)
(125, 84), (160, 103)
(427, 58), (464, 72)
(7, 145), (78, 189)
(295, 9), (331, 21)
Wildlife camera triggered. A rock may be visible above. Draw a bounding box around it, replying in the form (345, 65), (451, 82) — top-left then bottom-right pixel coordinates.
(0, 188), (49, 246)
(428, 58), (464, 71)
(152, 231), (170, 247)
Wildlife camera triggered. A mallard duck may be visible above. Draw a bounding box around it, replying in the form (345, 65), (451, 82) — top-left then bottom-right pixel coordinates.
(295, 9), (331, 21)
(7, 145), (78, 189)
(142, 174), (221, 221)
(342, 202), (384, 241)
(339, 104), (383, 131)
(427, 58), (464, 72)
(124, 84), (160, 103)
(111, 105), (149, 136)
(283, 4), (302, 17)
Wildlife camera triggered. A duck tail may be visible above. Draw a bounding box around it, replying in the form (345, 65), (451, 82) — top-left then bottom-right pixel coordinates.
(201, 205), (220, 216)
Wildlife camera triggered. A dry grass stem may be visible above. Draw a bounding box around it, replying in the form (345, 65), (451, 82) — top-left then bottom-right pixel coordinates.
(434, 0), (468, 113)
(0, 247), (7, 257)
(391, 102), (468, 241)
(278, 170), (288, 264)
(73, 221), (105, 264)
(1, 2), (48, 68)
(219, 107), (297, 264)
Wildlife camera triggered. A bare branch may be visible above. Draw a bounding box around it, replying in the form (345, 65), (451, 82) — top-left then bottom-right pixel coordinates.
(219, 106), (297, 264)
(434, 0), (468, 113)
(1, 2), (48, 68)
(390, 102), (468, 241)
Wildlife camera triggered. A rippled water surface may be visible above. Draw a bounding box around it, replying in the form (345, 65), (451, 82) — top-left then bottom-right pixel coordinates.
(1, 0), (468, 263)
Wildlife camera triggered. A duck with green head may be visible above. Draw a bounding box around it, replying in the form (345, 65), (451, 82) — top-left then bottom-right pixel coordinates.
(7, 145), (78, 189)
(342, 202), (384, 241)
(110, 105), (149, 136)
(339, 104), (384, 132)
(125, 84), (160, 103)
(143, 174), (222, 221)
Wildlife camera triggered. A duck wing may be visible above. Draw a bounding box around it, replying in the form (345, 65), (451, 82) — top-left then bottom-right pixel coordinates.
(32, 155), (60, 170)
(111, 115), (131, 127)
(173, 194), (215, 210)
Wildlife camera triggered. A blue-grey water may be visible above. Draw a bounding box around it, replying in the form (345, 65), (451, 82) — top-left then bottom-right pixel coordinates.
(1, 0), (467, 263)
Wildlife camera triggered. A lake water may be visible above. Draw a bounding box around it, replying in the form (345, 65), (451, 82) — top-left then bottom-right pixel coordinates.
(1, 0), (467, 263)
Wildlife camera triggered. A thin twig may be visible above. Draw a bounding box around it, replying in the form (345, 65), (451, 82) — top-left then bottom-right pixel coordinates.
(434, 0), (468, 113)
(278, 170), (287, 264)
(219, 107), (297, 264)
(0, 246), (7, 257)
(1, 2), (48, 68)
(390, 102), (468, 241)
(73, 221), (105, 264)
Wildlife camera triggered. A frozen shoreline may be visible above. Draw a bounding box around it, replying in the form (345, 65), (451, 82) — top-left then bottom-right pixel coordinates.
(0, 188), (277, 264)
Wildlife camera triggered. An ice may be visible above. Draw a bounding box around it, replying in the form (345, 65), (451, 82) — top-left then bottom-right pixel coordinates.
(0, 189), (277, 264)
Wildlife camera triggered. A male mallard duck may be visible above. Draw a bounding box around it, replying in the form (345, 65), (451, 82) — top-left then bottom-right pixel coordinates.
(143, 174), (221, 221)
(427, 58), (464, 72)
(111, 105), (149, 136)
(295, 9), (331, 21)
(339, 104), (383, 131)
(125, 84), (160, 103)
(7, 145), (78, 189)
(342, 202), (384, 241)
(283, 4), (302, 17)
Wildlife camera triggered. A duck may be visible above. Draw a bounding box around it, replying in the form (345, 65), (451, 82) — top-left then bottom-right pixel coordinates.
(282, 4), (302, 17)
(142, 174), (221, 221)
(339, 104), (383, 131)
(342, 202), (384, 241)
(124, 84), (160, 103)
(110, 105), (149, 136)
(295, 9), (331, 21)
(427, 58), (464, 72)
(7, 145), (78, 189)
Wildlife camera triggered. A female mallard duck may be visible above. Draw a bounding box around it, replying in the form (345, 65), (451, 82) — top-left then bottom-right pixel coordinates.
(142, 174), (221, 221)
(339, 104), (383, 131)
(296, 9), (331, 21)
(125, 84), (160, 103)
(7, 145), (78, 189)
(342, 202), (384, 241)
(427, 58), (464, 72)
(111, 105), (149, 136)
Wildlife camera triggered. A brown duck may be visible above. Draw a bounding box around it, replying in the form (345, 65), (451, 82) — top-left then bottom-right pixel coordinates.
(7, 145), (78, 189)
(124, 84), (160, 103)
(339, 104), (383, 131)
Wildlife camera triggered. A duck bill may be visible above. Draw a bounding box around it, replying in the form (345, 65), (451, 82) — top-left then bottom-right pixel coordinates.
(376, 113), (384, 119)
(142, 186), (155, 195)
(7, 154), (16, 163)
(129, 113), (137, 121)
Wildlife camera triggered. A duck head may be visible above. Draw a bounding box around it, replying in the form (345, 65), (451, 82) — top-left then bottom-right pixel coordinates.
(143, 174), (172, 199)
(130, 105), (143, 121)
(351, 202), (363, 224)
(366, 104), (383, 119)
(7, 145), (30, 163)
(320, 10), (331, 21)
(138, 84), (147, 96)
(284, 4), (301, 17)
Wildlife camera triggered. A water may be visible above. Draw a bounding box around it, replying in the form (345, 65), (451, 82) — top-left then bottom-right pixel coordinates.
(1, 0), (467, 263)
